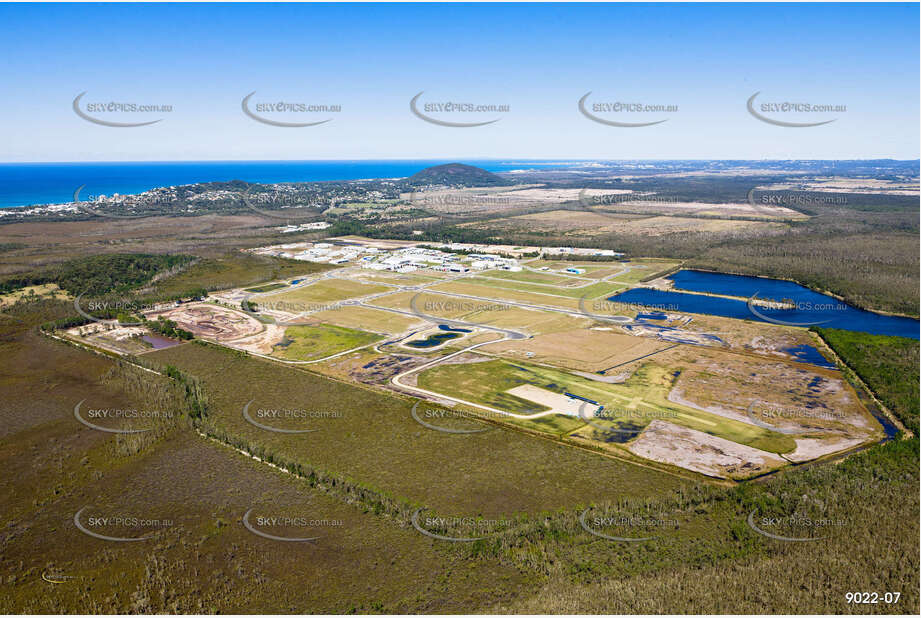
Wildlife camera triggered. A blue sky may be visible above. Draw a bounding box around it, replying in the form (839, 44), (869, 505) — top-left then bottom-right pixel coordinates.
(0, 2), (917, 161)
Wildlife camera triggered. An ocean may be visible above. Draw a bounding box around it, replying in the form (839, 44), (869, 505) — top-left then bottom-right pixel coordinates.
(0, 160), (573, 209)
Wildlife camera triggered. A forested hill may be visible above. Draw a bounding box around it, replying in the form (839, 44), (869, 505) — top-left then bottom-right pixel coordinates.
(406, 163), (511, 187)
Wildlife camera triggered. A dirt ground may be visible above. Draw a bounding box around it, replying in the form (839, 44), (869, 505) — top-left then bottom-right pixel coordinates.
(660, 346), (878, 439)
(483, 327), (670, 373)
(628, 420), (787, 479)
(147, 302), (263, 342)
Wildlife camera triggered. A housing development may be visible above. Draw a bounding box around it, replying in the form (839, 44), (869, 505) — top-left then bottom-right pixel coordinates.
(0, 2), (918, 616)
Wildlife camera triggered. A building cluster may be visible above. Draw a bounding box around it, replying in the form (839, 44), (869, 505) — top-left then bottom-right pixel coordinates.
(260, 242), (364, 265)
(543, 247), (623, 257)
(250, 241), (527, 273)
(362, 247), (522, 274)
(277, 222), (332, 233)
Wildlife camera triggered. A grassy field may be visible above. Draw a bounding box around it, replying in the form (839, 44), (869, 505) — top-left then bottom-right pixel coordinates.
(2, 270), (916, 613)
(0, 282), (70, 308)
(269, 278), (390, 305)
(143, 342), (687, 517)
(244, 282), (288, 293)
(309, 304), (423, 334)
(488, 331), (920, 614)
(429, 280), (585, 310)
(417, 357), (796, 454)
(273, 323), (383, 361)
(482, 269), (582, 286)
(466, 276), (625, 300)
(0, 429), (526, 613)
(151, 252), (333, 297)
(482, 327), (670, 373)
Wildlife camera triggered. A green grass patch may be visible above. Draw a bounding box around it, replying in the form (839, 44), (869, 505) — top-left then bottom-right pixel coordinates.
(143, 342), (686, 516)
(417, 357), (795, 453)
(467, 276), (624, 299)
(151, 252), (332, 297)
(244, 282), (288, 293)
(273, 323), (383, 361)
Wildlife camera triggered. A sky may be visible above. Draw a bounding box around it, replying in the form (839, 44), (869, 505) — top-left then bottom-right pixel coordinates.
(0, 2), (918, 161)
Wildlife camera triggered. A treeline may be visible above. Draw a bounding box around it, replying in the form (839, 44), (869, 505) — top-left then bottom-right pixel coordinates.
(692, 232), (919, 316)
(0, 253), (194, 296)
(148, 316), (194, 340)
(814, 327), (919, 435)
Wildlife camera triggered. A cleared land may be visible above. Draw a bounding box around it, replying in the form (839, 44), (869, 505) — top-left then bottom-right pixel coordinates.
(148, 303), (263, 341)
(627, 419), (787, 479)
(309, 304), (423, 335)
(466, 209), (789, 237)
(268, 278), (390, 305)
(272, 323), (383, 361)
(482, 327), (671, 373)
(415, 356), (798, 460)
(144, 342), (686, 517)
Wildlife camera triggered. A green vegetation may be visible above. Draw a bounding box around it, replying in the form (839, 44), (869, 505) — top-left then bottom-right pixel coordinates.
(0, 253), (193, 296)
(243, 282), (288, 293)
(491, 437), (919, 614)
(406, 162), (511, 187)
(147, 315), (194, 341)
(417, 358), (796, 454)
(692, 233), (919, 317)
(150, 251), (332, 298)
(144, 342), (686, 516)
(815, 327), (919, 434)
(272, 323), (383, 360)
(469, 275), (624, 299)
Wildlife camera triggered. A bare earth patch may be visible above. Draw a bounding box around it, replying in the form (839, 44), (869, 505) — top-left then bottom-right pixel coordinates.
(627, 419), (786, 479)
(785, 437), (868, 462)
(147, 302), (263, 341)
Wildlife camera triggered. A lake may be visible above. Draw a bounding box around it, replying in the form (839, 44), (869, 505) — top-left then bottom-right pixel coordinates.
(609, 270), (919, 339)
(141, 334), (182, 349)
